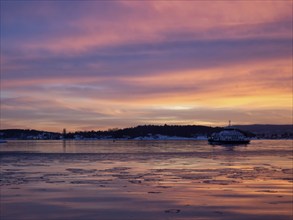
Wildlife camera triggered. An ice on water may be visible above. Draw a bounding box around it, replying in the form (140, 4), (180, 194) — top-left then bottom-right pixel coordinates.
(1, 140), (292, 220)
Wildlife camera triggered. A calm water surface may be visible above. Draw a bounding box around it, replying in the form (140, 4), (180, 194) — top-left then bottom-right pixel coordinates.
(0, 140), (292, 220)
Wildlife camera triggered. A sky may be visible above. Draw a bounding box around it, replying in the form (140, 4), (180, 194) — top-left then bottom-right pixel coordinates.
(1, 0), (292, 132)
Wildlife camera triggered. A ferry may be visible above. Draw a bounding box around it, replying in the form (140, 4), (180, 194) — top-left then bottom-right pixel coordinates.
(208, 121), (250, 145)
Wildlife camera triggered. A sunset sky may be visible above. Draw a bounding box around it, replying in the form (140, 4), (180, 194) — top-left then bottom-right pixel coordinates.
(1, 1), (292, 132)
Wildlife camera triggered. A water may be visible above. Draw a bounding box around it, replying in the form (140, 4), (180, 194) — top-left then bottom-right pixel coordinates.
(0, 140), (292, 220)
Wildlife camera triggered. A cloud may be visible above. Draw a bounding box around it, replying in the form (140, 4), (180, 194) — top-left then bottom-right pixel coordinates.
(138, 107), (292, 126)
(3, 58), (291, 107)
(2, 38), (291, 83)
(1, 1), (292, 131)
(2, 1), (291, 53)
(1, 96), (109, 130)
(3, 98), (290, 131)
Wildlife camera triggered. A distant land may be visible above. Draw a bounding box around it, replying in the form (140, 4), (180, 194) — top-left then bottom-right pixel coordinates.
(0, 124), (292, 140)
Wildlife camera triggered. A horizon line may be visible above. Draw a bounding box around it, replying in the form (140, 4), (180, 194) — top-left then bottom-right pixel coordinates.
(1, 123), (292, 133)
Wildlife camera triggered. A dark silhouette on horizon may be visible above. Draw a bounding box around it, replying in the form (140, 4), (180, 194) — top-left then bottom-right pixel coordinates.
(1, 124), (292, 140)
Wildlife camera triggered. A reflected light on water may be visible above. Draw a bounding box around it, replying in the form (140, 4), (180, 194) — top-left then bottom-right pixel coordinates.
(0, 140), (292, 220)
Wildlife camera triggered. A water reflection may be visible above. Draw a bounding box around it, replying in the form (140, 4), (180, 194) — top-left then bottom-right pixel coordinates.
(0, 140), (292, 220)
(62, 140), (67, 153)
(0, 140), (251, 154)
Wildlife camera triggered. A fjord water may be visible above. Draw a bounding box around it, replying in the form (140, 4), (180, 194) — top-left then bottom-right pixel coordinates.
(1, 140), (292, 220)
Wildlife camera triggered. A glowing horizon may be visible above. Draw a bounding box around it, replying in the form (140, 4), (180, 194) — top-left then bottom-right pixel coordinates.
(1, 1), (292, 132)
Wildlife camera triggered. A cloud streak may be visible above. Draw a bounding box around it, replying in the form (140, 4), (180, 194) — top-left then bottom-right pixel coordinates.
(1, 1), (292, 131)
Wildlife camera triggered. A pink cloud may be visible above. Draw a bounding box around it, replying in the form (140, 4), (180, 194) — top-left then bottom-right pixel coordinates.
(5, 1), (290, 54)
(1, 1), (292, 131)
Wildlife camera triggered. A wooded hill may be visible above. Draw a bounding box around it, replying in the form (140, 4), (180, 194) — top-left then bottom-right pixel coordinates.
(1, 124), (292, 140)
